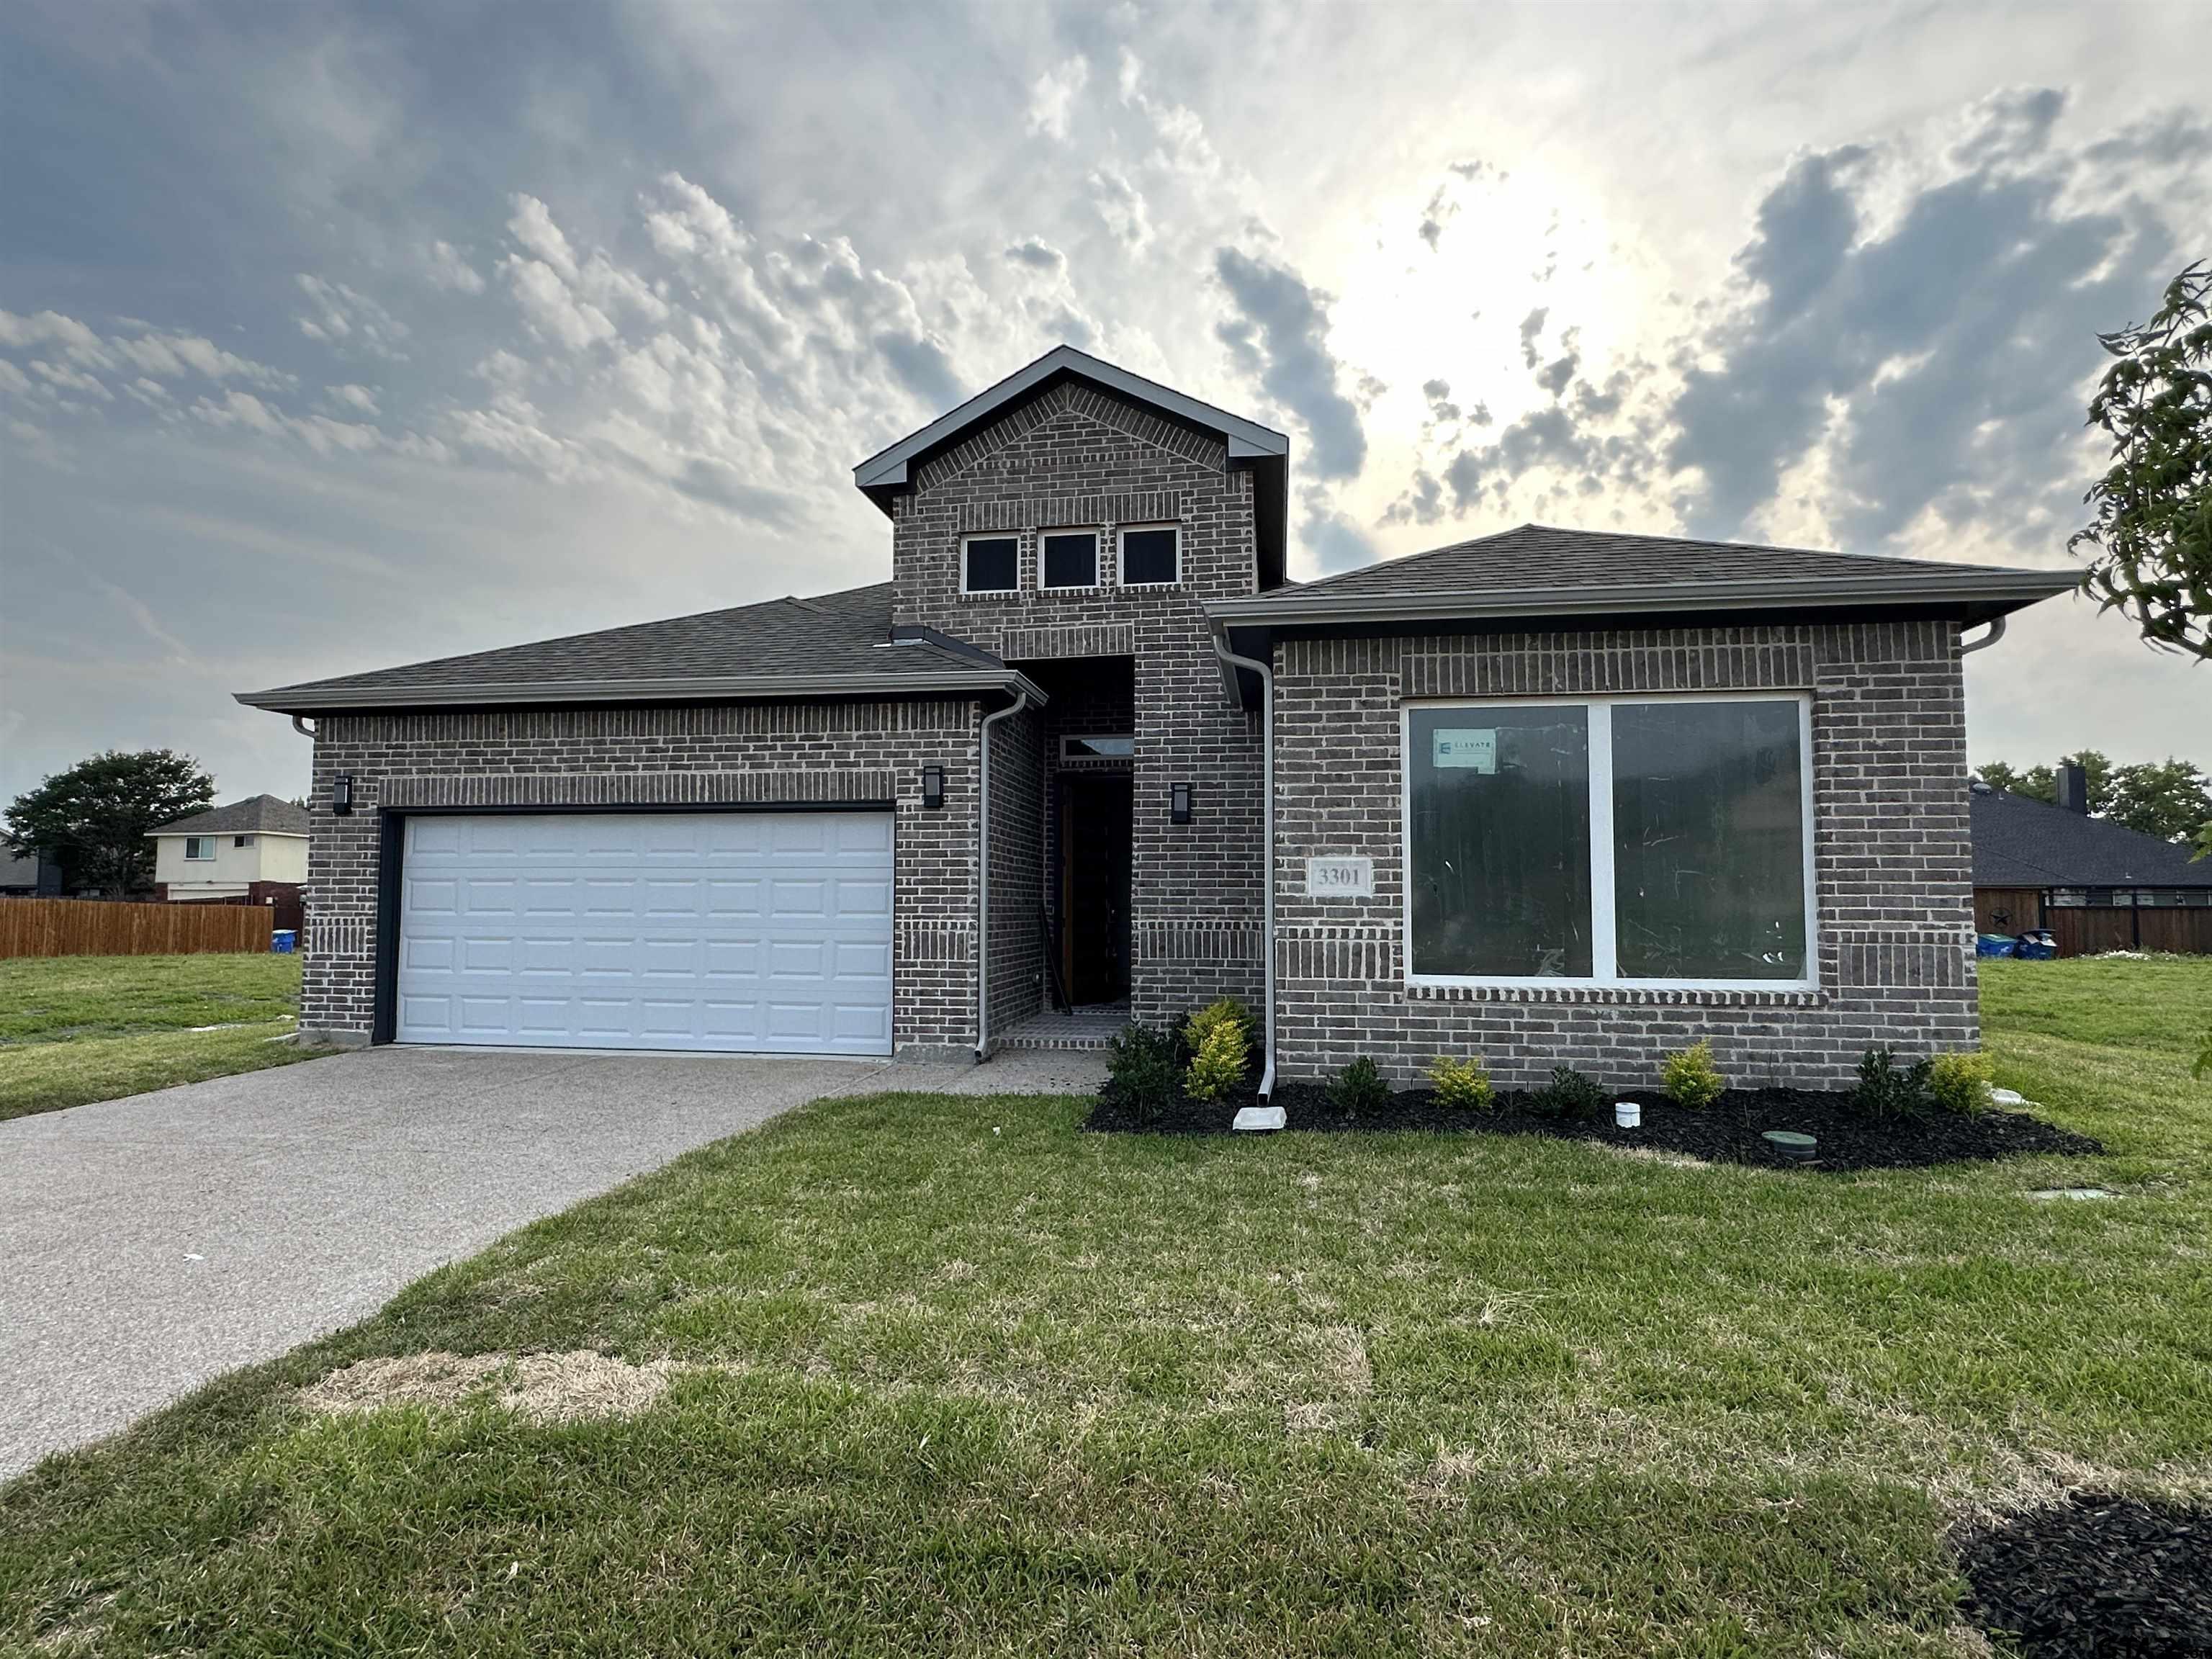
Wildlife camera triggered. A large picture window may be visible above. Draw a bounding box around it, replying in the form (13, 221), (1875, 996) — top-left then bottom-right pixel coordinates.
(1405, 694), (1815, 988)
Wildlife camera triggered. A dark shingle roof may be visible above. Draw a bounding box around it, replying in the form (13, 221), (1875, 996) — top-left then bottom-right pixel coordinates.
(153, 795), (310, 837)
(1971, 787), (2212, 888)
(1208, 523), (2074, 628)
(237, 583), (1036, 714)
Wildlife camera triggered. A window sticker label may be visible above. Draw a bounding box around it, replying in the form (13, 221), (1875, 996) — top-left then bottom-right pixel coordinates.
(1431, 728), (1498, 772)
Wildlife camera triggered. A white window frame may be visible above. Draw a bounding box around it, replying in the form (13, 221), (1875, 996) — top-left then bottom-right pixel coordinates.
(1038, 526), (1102, 593)
(184, 836), (217, 861)
(1115, 523), (1181, 588)
(959, 531), (1022, 596)
(1400, 691), (1819, 992)
(234, 834), (255, 848)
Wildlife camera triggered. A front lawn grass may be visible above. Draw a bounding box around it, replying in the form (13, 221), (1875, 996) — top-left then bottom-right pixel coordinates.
(4, 958), (2208, 1654)
(0, 952), (331, 1121)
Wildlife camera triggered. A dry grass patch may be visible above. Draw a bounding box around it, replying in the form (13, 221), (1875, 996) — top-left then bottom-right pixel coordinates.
(300, 1350), (686, 1424)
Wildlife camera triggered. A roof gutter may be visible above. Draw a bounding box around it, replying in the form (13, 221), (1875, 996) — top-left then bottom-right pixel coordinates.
(1205, 570), (2077, 629)
(234, 667), (1051, 716)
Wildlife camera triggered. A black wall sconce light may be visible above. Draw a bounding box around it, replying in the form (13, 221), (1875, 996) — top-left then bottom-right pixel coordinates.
(1169, 782), (1193, 825)
(332, 773), (354, 817)
(921, 765), (945, 810)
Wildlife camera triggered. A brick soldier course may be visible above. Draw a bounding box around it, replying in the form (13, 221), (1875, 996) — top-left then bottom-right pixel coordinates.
(240, 345), (2072, 1084)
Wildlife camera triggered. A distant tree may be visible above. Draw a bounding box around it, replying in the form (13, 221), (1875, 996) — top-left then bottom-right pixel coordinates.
(1972, 750), (2114, 811)
(2072, 260), (2211, 660)
(2106, 759), (2212, 845)
(4, 750), (215, 896)
(1973, 749), (2211, 845)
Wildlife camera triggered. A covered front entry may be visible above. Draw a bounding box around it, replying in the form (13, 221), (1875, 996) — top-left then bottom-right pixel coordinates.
(1058, 773), (1133, 1004)
(393, 810), (894, 1055)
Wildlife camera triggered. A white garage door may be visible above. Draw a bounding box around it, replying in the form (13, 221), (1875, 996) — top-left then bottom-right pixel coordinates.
(396, 811), (894, 1055)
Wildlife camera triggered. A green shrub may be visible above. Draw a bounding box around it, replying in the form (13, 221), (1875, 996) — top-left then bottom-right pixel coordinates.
(1427, 1053), (1494, 1111)
(1659, 1040), (1726, 1110)
(1105, 1022), (1182, 1123)
(1328, 1055), (1390, 1120)
(1184, 1018), (1248, 1103)
(1926, 1051), (1995, 1117)
(1182, 998), (1254, 1074)
(1529, 1065), (1605, 1118)
(1851, 1047), (1933, 1118)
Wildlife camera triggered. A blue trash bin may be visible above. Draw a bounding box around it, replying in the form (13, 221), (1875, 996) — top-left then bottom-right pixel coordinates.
(271, 930), (297, 954)
(1974, 933), (2018, 958)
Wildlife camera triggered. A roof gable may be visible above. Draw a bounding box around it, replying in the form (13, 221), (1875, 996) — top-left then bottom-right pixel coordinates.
(853, 345), (1285, 500)
(855, 344), (1291, 591)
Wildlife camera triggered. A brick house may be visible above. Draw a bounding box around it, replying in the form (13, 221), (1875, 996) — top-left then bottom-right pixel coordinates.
(240, 346), (2072, 1087)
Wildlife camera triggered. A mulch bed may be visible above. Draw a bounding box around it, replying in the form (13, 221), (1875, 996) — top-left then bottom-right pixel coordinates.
(1954, 1491), (2212, 1658)
(1084, 1082), (2100, 1172)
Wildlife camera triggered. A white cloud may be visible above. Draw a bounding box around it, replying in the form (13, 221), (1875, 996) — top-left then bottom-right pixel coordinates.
(504, 256), (618, 351)
(1087, 168), (1152, 250)
(31, 360), (112, 400)
(506, 194), (580, 283)
(294, 274), (410, 359)
(424, 238), (487, 294)
(327, 382), (380, 415)
(1026, 55), (1089, 141)
(0, 308), (114, 369)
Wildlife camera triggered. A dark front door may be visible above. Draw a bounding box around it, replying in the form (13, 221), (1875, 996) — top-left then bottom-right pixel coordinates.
(1061, 773), (1132, 1004)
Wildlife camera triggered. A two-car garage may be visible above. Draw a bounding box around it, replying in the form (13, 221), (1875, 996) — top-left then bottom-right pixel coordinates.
(392, 811), (896, 1056)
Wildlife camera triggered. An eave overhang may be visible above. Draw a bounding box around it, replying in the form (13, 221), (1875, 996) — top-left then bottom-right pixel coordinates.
(234, 667), (1051, 717)
(1204, 568), (2077, 706)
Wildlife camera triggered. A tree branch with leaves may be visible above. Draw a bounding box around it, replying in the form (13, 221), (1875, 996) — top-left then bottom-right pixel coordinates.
(2072, 260), (2211, 659)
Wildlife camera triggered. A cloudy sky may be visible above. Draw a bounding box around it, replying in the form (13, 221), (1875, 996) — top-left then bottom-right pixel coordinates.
(3, 0), (2206, 807)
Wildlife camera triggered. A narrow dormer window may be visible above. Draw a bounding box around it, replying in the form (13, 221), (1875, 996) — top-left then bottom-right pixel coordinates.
(1040, 529), (1099, 590)
(961, 534), (1020, 595)
(1119, 524), (1180, 586)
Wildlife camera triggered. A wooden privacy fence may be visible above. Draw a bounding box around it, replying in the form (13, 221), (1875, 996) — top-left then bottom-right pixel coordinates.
(0, 897), (273, 958)
(2046, 905), (2212, 958)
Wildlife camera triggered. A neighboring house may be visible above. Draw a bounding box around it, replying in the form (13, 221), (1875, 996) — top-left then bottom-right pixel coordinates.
(149, 796), (310, 925)
(238, 345), (2073, 1086)
(1972, 773), (2212, 955)
(1, 845), (64, 896)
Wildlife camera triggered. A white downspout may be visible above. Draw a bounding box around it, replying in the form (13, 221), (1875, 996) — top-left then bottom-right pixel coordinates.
(975, 688), (1032, 1061)
(1210, 633), (1275, 1100)
(1959, 616), (2007, 655)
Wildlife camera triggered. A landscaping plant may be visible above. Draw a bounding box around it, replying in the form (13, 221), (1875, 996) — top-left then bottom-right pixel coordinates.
(1183, 1018), (1248, 1104)
(1105, 1022), (1182, 1124)
(1529, 1064), (1606, 1118)
(1925, 1051), (1995, 1117)
(1660, 1040), (1726, 1110)
(1426, 1053), (1493, 1111)
(1182, 998), (1254, 1073)
(1328, 1055), (1390, 1120)
(1851, 1047), (1935, 1118)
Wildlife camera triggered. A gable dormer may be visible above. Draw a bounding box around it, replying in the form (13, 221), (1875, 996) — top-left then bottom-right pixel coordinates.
(853, 346), (1288, 640)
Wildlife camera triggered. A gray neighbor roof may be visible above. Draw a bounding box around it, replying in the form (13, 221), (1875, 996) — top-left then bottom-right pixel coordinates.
(152, 794), (310, 837)
(1208, 523), (2074, 629)
(1972, 787), (2212, 889)
(237, 583), (1046, 715)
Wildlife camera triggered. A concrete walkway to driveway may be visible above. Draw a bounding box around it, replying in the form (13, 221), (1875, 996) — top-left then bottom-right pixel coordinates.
(0, 1043), (1104, 1480)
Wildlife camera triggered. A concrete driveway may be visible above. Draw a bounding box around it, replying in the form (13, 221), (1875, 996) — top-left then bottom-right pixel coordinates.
(0, 1043), (1102, 1480)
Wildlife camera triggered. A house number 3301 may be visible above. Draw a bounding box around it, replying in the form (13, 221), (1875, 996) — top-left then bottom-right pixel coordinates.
(1306, 857), (1375, 899)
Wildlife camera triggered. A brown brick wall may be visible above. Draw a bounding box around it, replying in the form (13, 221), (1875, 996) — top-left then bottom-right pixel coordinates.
(896, 380), (1267, 1026)
(300, 699), (983, 1056)
(1272, 621), (1977, 1089)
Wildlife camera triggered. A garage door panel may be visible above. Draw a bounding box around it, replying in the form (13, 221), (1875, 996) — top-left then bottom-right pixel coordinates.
(398, 811), (894, 1055)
